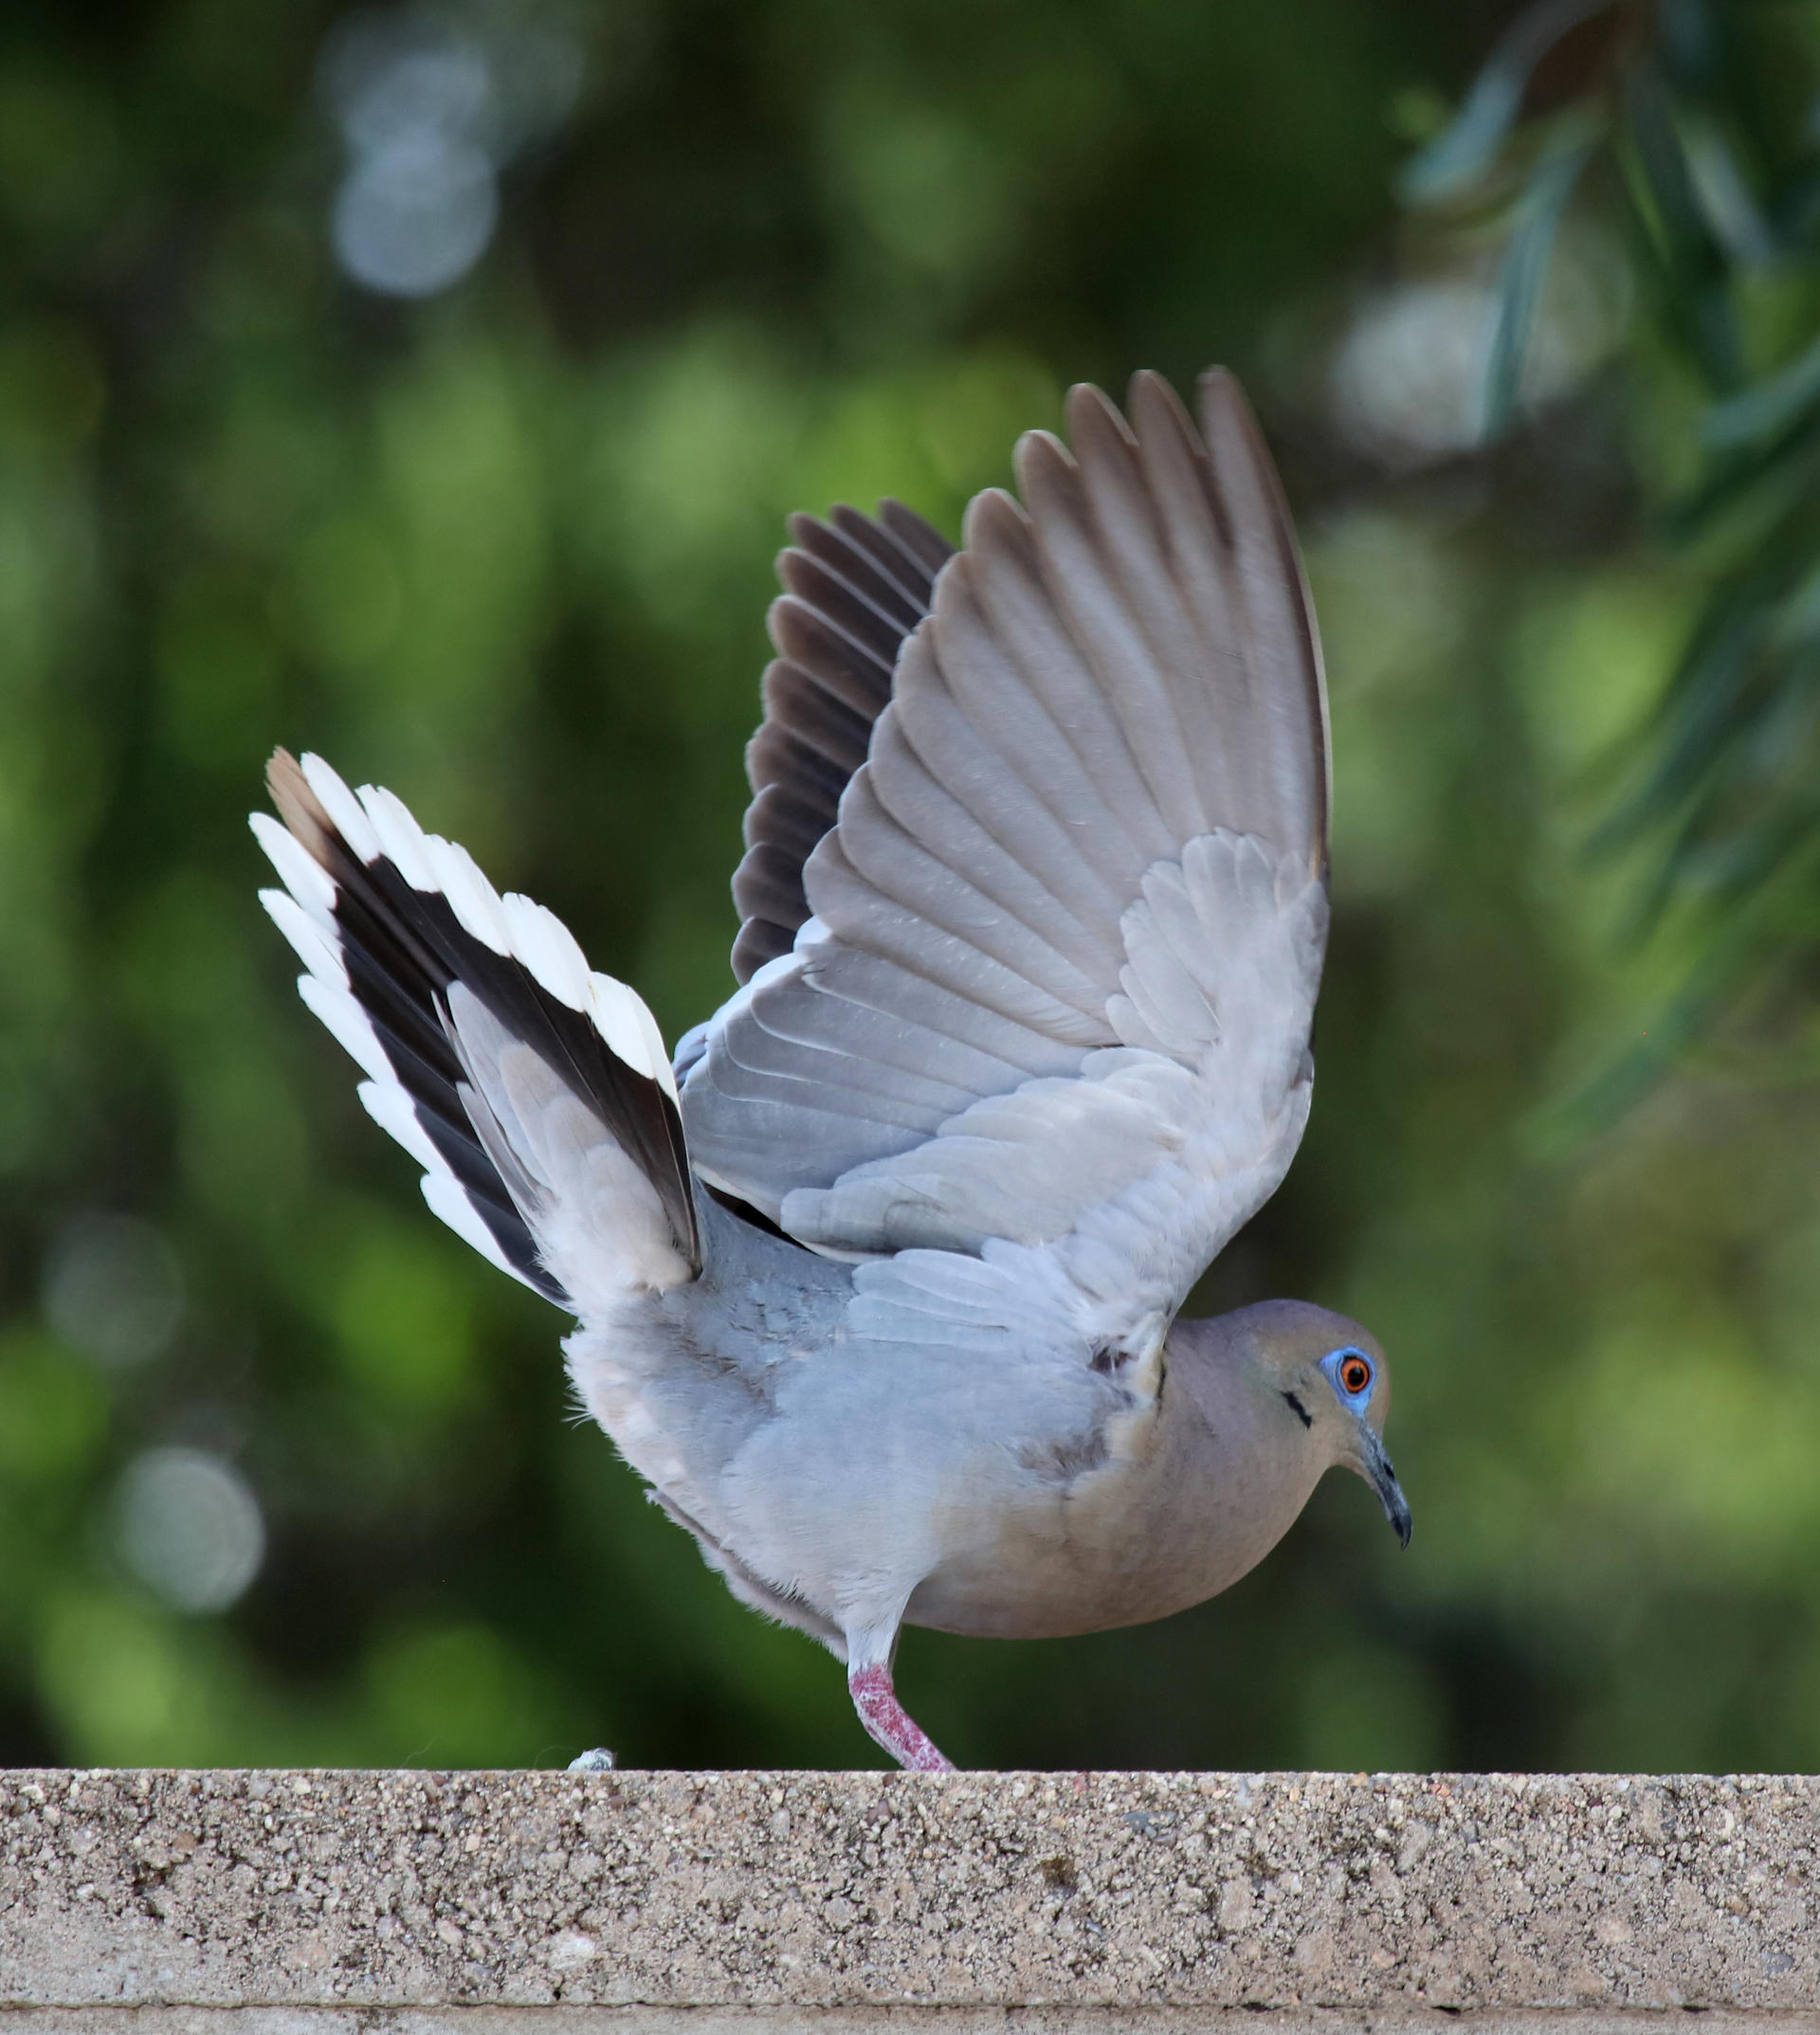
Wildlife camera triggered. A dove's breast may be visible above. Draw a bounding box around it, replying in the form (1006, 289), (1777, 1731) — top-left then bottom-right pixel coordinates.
(901, 1352), (1319, 1640)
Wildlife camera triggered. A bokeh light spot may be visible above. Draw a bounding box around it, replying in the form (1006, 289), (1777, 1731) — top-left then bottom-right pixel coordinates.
(114, 1445), (265, 1613)
(333, 134), (497, 298)
(319, 6), (582, 300)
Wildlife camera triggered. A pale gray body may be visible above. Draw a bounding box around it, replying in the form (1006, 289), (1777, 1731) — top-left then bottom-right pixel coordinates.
(253, 368), (1409, 1768)
(569, 1198), (1354, 1662)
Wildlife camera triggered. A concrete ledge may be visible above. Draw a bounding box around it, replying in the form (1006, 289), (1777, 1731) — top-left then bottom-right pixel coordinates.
(3, 1772), (1818, 2025)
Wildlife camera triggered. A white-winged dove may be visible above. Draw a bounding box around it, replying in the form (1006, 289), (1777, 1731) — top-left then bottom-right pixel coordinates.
(252, 368), (1409, 1771)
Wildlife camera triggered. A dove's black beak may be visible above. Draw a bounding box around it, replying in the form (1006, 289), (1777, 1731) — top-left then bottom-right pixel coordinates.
(1360, 1423), (1412, 1549)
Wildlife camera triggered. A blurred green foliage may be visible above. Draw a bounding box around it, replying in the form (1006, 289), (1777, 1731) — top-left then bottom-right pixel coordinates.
(3, 0), (1820, 1775)
(1405, 0), (1820, 1119)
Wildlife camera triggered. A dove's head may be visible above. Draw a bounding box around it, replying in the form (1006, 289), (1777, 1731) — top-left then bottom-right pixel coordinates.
(1183, 1299), (1411, 1549)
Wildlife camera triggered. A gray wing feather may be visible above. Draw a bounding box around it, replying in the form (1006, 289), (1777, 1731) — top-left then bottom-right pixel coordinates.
(865, 712), (1123, 983)
(756, 956), (1053, 1089)
(800, 836), (1114, 1046)
(955, 490), (1179, 871)
(833, 767), (1113, 1021)
(792, 946), (1084, 1080)
(726, 1002), (980, 1120)
(887, 627), (1133, 929)
(687, 369), (1327, 1335)
(1192, 375), (1330, 857)
(704, 1028), (951, 1133)
(1020, 401), (1210, 845)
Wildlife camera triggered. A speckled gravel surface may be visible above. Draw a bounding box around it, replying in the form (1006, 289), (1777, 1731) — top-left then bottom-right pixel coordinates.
(2, 1771), (1817, 2015)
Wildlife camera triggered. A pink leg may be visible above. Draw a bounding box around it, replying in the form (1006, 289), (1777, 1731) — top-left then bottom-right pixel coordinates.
(848, 1663), (956, 1772)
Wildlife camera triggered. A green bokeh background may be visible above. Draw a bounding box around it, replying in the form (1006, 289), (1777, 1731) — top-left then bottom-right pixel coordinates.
(3, 0), (1819, 1774)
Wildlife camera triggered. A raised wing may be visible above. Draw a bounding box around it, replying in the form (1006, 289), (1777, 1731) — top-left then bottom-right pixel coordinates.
(682, 370), (1329, 1342)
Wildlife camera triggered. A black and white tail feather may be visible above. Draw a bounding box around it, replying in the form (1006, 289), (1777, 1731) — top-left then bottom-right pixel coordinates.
(251, 750), (699, 1318)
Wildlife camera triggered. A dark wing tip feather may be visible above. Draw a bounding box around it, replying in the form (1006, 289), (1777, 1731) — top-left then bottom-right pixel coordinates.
(729, 503), (953, 986)
(789, 510), (929, 627)
(731, 918), (796, 982)
(828, 503), (944, 605)
(878, 499), (955, 575)
(261, 754), (701, 1297)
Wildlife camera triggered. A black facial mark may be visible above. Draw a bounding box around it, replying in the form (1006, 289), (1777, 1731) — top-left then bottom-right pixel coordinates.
(1282, 1390), (1313, 1429)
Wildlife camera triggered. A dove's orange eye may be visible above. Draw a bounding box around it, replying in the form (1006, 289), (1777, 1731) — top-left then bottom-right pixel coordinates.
(1320, 1344), (1377, 1408)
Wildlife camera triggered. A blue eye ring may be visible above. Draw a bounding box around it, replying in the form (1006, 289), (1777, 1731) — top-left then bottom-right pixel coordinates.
(1320, 1345), (1375, 1408)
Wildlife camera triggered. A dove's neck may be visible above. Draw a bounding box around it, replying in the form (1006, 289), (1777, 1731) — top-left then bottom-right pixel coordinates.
(1156, 1319), (1327, 1599)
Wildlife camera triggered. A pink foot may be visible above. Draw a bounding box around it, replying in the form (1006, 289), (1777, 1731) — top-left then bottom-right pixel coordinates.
(848, 1663), (956, 1772)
